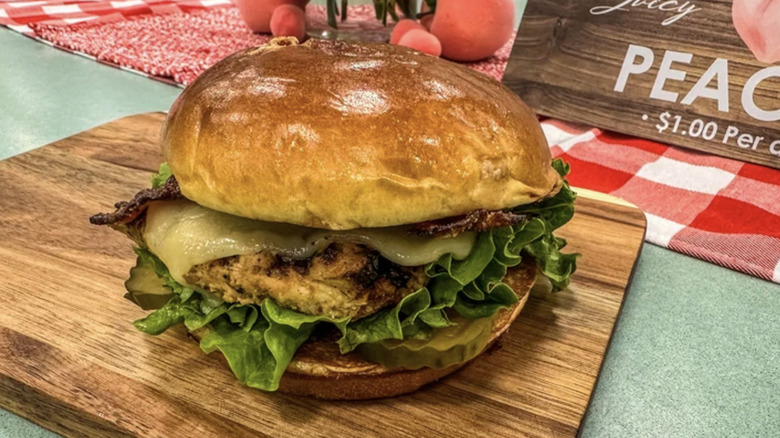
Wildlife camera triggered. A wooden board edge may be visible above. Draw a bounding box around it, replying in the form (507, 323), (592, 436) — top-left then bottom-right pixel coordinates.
(572, 185), (648, 434)
(575, 219), (647, 437)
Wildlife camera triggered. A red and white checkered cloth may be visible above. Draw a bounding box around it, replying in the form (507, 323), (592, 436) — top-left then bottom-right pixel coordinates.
(1, 0), (779, 284)
(544, 120), (780, 283)
(0, 0), (229, 34)
(0, 0), (511, 85)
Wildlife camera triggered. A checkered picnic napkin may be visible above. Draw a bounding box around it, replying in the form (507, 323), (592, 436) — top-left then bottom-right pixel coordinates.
(0, 0), (228, 34)
(2, 0), (779, 284)
(544, 119), (780, 283)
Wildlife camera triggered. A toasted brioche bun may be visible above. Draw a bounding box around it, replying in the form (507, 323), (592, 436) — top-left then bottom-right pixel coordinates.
(163, 37), (561, 230)
(191, 257), (536, 400)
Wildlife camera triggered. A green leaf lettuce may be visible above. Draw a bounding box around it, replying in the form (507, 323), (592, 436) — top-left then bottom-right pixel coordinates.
(150, 162), (173, 189)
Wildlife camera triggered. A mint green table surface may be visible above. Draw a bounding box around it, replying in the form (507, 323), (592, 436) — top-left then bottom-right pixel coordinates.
(1, 4), (779, 436)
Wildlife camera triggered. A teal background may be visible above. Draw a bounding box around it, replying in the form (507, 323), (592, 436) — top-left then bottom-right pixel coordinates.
(1, 0), (779, 436)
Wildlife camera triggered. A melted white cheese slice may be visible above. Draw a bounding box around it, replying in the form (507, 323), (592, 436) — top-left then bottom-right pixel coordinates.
(143, 200), (476, 284)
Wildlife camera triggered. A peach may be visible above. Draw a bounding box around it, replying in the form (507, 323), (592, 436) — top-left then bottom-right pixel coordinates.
(390, 19), (425, 44)
(235, 0), (308, 34)
(398, 29), (442, 57)
(271, 4), (306, 40)
(732, 0), (780, 64)
(430, 0), (515, 62)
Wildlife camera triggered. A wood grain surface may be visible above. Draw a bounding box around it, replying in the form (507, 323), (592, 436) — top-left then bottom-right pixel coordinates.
(504, 0), (780, 169)
(0, 113), (646, 438)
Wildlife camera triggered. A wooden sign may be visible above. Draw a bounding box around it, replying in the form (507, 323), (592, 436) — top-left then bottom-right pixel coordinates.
(504, 0), (780, 169)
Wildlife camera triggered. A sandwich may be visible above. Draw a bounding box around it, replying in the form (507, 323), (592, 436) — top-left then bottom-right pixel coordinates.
(90, 37), (578, 399)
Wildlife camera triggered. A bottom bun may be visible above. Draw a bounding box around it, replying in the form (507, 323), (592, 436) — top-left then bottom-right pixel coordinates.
(192, 257), (537, 400)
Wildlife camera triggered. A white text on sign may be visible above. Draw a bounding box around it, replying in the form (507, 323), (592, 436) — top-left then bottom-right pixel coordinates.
(650, 111), (780, 156)
(615, 44), (780, 122)
(590, 0), (701, 26)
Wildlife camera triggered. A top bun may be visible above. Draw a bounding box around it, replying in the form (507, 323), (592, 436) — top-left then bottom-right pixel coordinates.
(162, 37), (561, 230)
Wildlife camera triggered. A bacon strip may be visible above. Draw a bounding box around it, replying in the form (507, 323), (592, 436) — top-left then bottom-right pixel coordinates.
(410, 209), (527, 237)
(90, 177), (524, 237)
(89, 177), (182, 226)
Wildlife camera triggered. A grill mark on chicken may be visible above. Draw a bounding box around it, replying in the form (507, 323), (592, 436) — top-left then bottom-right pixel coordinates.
(380, 258), (414, 289)
(349, 251), (412, 290)
(269, 254), (312, 276)
(320, 245), (341, 265)
(185, 243), (426, 320)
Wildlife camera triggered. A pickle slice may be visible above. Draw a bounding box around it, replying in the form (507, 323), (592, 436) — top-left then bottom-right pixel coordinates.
(356, 313), (496, 370)
(124, 256), (173, 310)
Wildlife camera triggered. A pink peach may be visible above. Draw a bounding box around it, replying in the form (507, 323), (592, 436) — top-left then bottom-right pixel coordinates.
(398, 29), (442, 57)
(430, 0), (515, 62)
(271, 4), (306, 40)
(732, 0), (780, 64)
(235, 0), (308, 33)
(390, 19), (425, 44)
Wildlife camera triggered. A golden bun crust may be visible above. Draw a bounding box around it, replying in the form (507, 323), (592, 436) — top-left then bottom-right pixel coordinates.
(163, 37), (560, 229)
(192, 258), (537, 400)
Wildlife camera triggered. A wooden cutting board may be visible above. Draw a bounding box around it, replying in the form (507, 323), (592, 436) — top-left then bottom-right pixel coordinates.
(0, 113), (646, 438)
